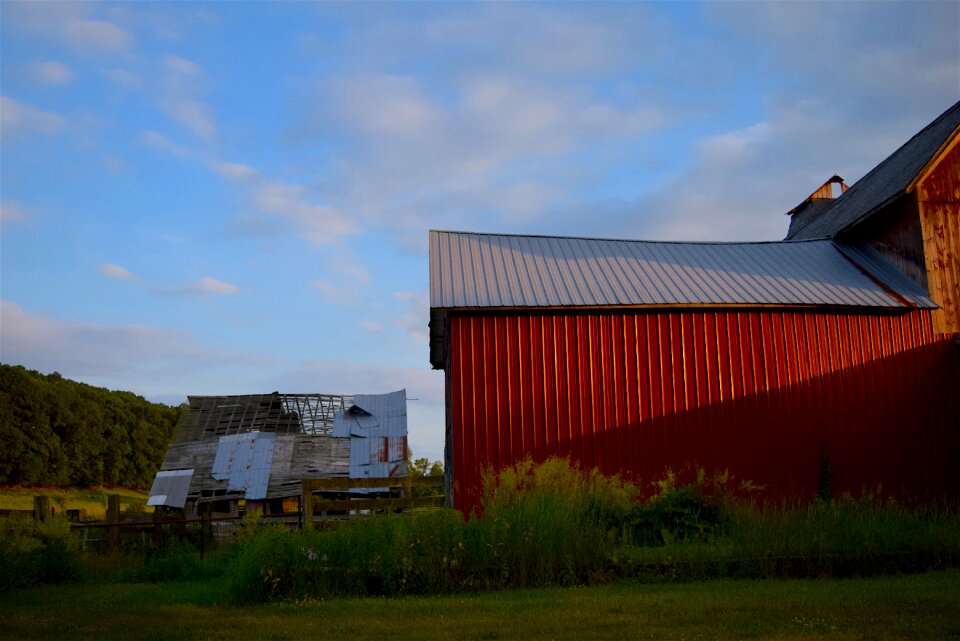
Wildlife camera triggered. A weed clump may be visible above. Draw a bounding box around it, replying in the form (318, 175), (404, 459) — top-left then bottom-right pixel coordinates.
(0, 515), (82, 591)
(215, 457), (960, 602)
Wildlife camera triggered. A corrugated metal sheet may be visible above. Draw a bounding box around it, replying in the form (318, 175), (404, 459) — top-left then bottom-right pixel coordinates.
(787, 100), (960, 240)
(446, 309), (960, 513)
(331, 390), (409, 481)
(834, 243), (938, 308)
(147, 469), (194, 508)
(211, 432), (276, 500)
(429, 231), (934, 310)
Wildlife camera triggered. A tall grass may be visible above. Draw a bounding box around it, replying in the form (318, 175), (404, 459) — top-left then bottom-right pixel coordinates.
(7, 458), (956, 600)
(228, 458), (634, 601)
(619, 492), (960, 580)
(0, 515), (83, 591)
(225, 457), (960, 601)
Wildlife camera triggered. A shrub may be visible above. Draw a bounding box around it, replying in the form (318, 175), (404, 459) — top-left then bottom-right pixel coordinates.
(0, 515), (82, 591)
(626, 468), (736, 546)
(113, 540), (216, 583)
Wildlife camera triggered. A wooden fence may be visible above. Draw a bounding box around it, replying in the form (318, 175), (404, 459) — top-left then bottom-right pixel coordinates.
(20, 475), (446, 552)
(301, 476), (445, 529)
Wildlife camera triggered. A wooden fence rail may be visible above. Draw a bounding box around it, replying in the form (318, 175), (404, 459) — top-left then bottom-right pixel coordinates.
(25, 477), (447, 551)
(301, 476), (445, 529)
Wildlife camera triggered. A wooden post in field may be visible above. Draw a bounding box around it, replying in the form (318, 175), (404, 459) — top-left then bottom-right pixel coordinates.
(107, 494), (121, 553)
(33, 495), (50, 521)
(153, 505), (164, 550)
(301, 480), (314, 530)
(199, 503), (211, 560)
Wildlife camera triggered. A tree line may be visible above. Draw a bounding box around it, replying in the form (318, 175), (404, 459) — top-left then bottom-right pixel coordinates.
(0, 364), (181, 488)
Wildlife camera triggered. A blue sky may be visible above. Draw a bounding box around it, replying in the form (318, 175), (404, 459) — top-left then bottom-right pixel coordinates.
(2, 1), (958, 463)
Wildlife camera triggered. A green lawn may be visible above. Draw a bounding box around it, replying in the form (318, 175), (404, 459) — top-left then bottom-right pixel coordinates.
(2, 571), (958, 640)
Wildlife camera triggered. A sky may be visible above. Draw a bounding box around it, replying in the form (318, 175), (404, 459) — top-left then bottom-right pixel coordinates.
(1, 1), (958, 463)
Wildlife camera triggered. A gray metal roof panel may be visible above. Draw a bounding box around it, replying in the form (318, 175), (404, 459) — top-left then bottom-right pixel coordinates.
(787, 100), (960, 240)
(148, 469), (194, 509)
(430, 230), (933, 311)
(834, 243), (938, 308)
(211, 432), (275, 500)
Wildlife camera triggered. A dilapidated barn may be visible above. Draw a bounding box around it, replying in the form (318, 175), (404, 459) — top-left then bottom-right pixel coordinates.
(148, 390), (408, 515)
(430, 101), (960, 513)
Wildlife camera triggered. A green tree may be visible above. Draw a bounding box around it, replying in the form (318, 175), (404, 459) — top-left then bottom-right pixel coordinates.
(0, 364), (180, 488)
(407, 450), (443, 477)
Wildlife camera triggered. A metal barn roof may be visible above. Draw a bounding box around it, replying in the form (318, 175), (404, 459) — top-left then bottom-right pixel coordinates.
(429, 230), (936, 311)
(787, 99), (960, 240)
(332, 389), (408, 481)
(147, 469), (194, 509)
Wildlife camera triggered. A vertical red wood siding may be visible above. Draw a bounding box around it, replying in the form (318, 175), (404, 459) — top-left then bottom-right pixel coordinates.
(447, 309), (960, 514)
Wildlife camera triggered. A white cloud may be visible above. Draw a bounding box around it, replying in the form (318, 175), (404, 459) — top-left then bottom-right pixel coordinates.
(158, 54), (217, 140)
(706, 2), (959, 119)
(359, 320), (383, 333)
(164, 99), (216, 140)
(210, 161), (257, 180)
(0, 300), (221, 380)
(142, 130), (193, 158)
(254, 181), (358, 244)
(191, 277), (239, 295)
(307, 71), (666, 245)
(0, 201), (26, 228)
(105, 68), (142, 90)
(322, 3), (661, 79)
(5, 3), (133, 52)
(65, 18), (133, 50)
(93, 257), (238, 296)
(308, 249), (373, 307)
(0, 96), (69, 139)
(393, 291), (430, 344)
(96, 263), (142, 283)
(30, 61), (74, 85)
(310, 280), (356, 307)
(140, 132), (353, 246)
(163, 54), (202, 77)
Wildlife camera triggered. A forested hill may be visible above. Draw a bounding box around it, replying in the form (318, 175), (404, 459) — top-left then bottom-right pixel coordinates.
(0, 364), (181, 488)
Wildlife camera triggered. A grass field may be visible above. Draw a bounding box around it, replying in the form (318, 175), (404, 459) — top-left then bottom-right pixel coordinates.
(2, 571), (958, 640)
(0, 487), (151, 520)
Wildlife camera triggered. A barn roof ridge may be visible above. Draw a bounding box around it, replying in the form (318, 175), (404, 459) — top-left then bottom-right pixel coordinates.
(786, 99), (960, 240)
(430, 228), (830, 247)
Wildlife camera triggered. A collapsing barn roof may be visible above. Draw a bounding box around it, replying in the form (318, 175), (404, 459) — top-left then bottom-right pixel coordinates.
(149, 390), (408, 509)
(174, 392), (351, 440)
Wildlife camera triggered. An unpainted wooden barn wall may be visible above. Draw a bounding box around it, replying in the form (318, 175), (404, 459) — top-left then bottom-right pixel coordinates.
(847, 196), (929, 292)
(917, 136), (960, 334)
(446, 309), (960, 513)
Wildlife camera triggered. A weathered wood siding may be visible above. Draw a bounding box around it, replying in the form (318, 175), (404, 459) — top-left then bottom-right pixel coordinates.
(161, 434), (350, 506)
(917, 136), (960, 334)
(847, 195), (929, 292)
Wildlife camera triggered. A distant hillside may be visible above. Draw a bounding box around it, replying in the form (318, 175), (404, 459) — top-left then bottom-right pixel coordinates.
(0, 364), (181, 488)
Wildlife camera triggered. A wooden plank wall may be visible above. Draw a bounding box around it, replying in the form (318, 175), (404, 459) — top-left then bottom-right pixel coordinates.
(161, 434), (350, 509)
(917, 136), (960, 334)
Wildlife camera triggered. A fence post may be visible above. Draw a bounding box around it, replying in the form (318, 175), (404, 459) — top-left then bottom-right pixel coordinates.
(107, 494), (121, 553)
(301, 480), (314, 530)
(199, 503), (211, 560)
(33, 495), (50, 521)
(153, 505), (164, 550)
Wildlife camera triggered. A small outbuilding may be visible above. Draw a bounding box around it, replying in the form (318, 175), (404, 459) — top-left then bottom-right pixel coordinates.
(429, 101), (960, 514)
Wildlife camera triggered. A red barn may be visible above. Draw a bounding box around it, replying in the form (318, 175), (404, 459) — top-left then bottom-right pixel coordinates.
(429, 101), (960, 514)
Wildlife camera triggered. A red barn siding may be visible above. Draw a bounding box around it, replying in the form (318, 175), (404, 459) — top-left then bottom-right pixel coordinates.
(447, 309), (960, 514)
